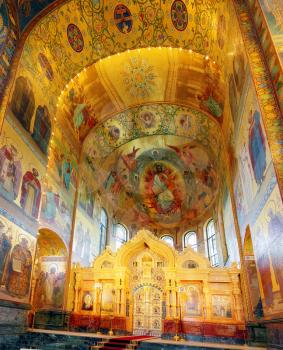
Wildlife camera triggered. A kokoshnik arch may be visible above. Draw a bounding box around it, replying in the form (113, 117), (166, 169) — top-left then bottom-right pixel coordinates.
(0, 0), (283, 348)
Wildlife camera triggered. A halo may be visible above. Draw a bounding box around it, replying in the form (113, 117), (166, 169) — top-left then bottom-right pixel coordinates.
(49, 263), (58, 273)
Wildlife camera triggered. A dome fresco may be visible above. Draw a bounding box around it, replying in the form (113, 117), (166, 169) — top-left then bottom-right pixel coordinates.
(83, 103), (222, 229)
(101, 141), (218, 229)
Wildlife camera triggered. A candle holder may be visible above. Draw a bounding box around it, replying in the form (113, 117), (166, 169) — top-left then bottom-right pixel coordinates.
(173, 317), (180, 341)
(108, 316), (114, 336)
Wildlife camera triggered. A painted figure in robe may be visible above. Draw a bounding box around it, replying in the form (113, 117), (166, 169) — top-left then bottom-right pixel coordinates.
(41, 186), (59, 223)
(20, 168), (41, 218)
(254, 229), (274, 309)
(52, 272), (65, 308)
(185, 286), (199, 315)
(11, 76), (35, 131)
(146, 163), (180, 215)
(62, 158), (72, 191)
(6, 237), (32, 297)
(0, 145), (22, 202)
(267, 207), (283, 300)
(82, 292), (93, 310)
(248, 110), (266, 185)
(32, 105), (51, 154)
(0, 226), (12, 285)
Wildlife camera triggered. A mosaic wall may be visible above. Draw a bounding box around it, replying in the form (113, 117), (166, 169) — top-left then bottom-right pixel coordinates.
(0, 0), (17, 101)
(221, 2), (283, 318)
(247, 0), (283, 113)
(0, 213), (36, 304)
(0, 65), (79, 307)
(33, 230), (67, 310)
(258, 0), (283, 63)
(72, 157), (101, 267)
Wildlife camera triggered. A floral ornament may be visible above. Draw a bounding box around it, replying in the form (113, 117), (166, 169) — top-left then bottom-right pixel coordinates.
(122, 56), (156, 98)
(171, 0), (188, 31)
(67, 23), (84, 52)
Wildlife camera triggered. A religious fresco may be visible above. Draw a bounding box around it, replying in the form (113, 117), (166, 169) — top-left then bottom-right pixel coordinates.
(47, 127), (78, 193)
(0, 118), (44, 220)
(9, 76), (52, 155)
(0, 0), (17, 101)
(32, 105), (51, 155)
(0, 213), (36, 304)
(230, 78), (276, 236)
(33, 256), (66, 310)
(72, 155), (102, 267)
(180, 284), (202, 317)
(102, 141), (217, 229)
(84, 104), (222, 166)
(212, 295), (233, 318)
(234, 0), (283, 198)
(82, 103), (222, 231)
(251, 185), (283, 317)
(220, 10), (283, 318)
(33, 230), (67, 310)
(40, 179), (73, 246)
(72, 210), (100, 267)
(10, 76), (35, 132)
(257, 0), (283, 62)
(54, 49), (225, 143)
(5, 0), (228, 151)
(243, 228), (262, 317)
(0, 105), (78, 246)
(81, 291), (94, 311)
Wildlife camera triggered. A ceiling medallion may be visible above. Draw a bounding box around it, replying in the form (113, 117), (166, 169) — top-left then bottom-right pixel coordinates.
(171, 0), (188, 32)
(114, 4), (133, 34)
(67, 24), (84, 52)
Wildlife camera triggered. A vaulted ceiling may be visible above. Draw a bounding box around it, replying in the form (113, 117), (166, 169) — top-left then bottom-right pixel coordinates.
(13, 0), (233, 142)
(6, 0), (240, 229)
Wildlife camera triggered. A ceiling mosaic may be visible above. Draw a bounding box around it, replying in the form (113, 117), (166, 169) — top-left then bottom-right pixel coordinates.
(57, 48), (225, 142)
(13, 0), (229, 116)
(83, 103), (222, 229)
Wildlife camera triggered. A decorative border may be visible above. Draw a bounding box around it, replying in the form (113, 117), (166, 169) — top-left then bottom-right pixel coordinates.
(0, 207), (37, 237)
(233, 0), (283, 201)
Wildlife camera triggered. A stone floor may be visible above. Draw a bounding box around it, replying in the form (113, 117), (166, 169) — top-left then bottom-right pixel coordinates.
(24, 329), (266, 350)
(141, 338), (266, 350)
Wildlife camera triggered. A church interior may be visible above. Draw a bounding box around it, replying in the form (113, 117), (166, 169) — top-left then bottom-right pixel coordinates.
(0, 0), (283, 349)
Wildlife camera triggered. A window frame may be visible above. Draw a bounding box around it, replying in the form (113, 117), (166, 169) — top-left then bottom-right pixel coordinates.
(99, 207), (108, 253)
(160, 235), (174, 247)
(205, 219), (219, 267)
(113, 223), (128, 250)
(183, 231), (198, 251)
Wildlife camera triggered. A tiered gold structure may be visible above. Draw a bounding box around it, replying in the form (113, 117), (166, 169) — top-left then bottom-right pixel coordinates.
(68, 230), (244, 336)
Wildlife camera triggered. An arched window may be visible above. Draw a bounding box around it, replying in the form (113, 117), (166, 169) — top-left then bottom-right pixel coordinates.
(206, 219), (219, 267)
(161, 235), (174, 247)
(184, 231), (198, 251)
(113, 223), (128, 250)
(99, 208), (108, 253)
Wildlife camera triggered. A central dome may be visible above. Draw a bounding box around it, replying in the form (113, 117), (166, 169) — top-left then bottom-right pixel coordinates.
(83, 103), (221, 231)
(102, 141), (217, 229)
